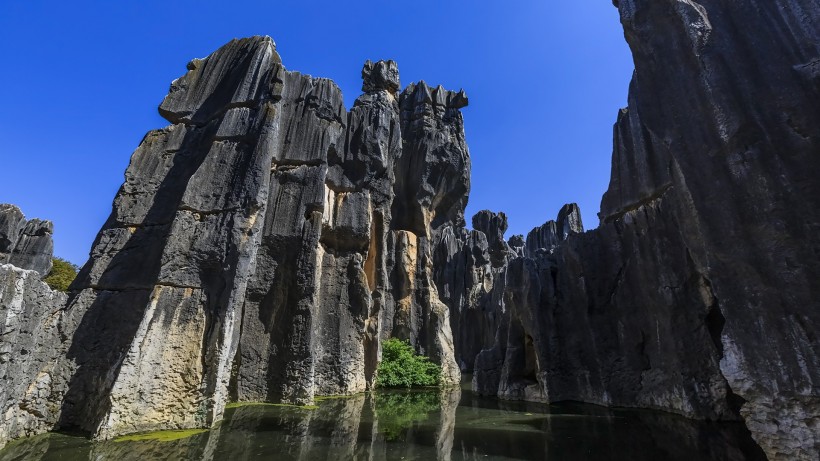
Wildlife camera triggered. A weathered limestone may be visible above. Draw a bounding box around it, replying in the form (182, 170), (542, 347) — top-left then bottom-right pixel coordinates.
(475, 202), (736, 414)
(0, 265), (67, 449)
(607, 2), (820, 458)
(433, 212), (505, 372)
(468, 1), (820, 459)
(0, 204), (53, 276)
(382, 79), (471, 386)
(0, 205), (65, 450)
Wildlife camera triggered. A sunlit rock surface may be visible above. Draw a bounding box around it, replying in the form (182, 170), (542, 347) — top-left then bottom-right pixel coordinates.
(0, 206), (65, 449)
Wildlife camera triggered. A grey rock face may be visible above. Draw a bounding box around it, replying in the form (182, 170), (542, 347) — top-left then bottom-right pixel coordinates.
(609, 2), (820, 458)
(0, 205), (24, 258)
(477, 202), (735, 415)
(0, 204), (54, 276)
(433, 210), (514, 373)
(523, 203), (583, 257)
(0, 206), (64, 449)
(0, 266), (67, 449)
(433, 225), (494, 371)
(361, 59), (399, 94)
(471, 1), (820, 459)
(472, 210), (511, 268)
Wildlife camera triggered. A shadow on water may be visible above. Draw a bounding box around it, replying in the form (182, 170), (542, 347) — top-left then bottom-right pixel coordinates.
(1, 387), (766, 461)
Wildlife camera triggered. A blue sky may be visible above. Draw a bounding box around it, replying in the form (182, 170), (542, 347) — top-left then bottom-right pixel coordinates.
(0, 1), (633, 265)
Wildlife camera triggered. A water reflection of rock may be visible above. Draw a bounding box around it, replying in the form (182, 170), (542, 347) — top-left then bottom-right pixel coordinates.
(452, 393), (766, 461)
(90, 433), (210, 461)
(0, 433), (52, 461)
(0, 431), (214, 461)
(0, 390), (767, 461)
(436, 387), (460, 461)
(207, 397), (369, 461)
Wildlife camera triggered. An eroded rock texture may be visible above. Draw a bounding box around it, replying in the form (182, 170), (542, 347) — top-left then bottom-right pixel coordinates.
(22, 37), (472, 440)
(469, 1), (820, 459)
(0, 204), (53, 276)
(0, 265), (67, 449)
(0, 206), (65, 449)
(610, 2), (819, 458)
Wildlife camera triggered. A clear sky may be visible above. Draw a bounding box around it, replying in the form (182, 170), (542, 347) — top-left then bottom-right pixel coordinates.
(0, 1), (633, 266)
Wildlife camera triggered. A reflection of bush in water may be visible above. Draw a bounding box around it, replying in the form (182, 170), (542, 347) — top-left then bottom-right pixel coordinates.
(374, 392), (439, 441)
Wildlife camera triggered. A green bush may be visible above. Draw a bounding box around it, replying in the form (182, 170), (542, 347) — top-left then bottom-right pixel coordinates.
(44, 257), (78, 292)
(376, 338), (441, 388)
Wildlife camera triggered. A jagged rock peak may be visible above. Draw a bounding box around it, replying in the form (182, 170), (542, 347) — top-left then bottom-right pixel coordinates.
(361, 59), (400, 94)
(402, 81), (468, 109)
(0, 203), (54, 275)
(557, 203), (583, 239)
(507, 234), (525, 257)
(158, 36), (283, 125)
(471, 211), (510, 267)
(525, 203), (582, 257)
(0, 204), (23, 255)
(471, 210), (506, 235)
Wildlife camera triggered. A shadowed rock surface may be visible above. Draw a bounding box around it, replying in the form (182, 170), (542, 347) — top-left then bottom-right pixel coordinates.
(607, 3), (820, 458)
(468, 1), (820, 459)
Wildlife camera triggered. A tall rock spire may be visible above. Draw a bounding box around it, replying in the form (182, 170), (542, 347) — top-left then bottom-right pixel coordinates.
(0, 39), (472, 442)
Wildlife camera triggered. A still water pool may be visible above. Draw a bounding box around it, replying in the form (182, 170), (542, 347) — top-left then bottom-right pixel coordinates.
(0, 388), (766, 460)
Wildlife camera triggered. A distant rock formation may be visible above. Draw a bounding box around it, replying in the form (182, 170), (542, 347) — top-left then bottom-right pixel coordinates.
(0, 204), (53, 275)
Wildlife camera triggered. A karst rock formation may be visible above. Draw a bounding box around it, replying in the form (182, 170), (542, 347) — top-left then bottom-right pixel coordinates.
(0, 205), (65, 446)
(0, 1), (818, 460)
(464, 1), (819, 459)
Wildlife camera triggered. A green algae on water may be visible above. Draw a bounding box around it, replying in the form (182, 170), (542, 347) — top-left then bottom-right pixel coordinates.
(315, 394), (362, 402)
(225, 401), (318, 410)
(113, 428), (208, 443)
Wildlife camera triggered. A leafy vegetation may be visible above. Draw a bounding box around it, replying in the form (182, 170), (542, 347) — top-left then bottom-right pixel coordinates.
(376, 338), (440, 388)
(43, 257), (78, 292)
(374, 391), (440, 441)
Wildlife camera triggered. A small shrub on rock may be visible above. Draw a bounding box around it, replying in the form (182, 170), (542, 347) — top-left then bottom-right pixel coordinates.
(44, 257), (78, 292)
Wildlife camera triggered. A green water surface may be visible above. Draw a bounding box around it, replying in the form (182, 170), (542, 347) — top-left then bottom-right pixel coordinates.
(0, 388), (766, 460)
